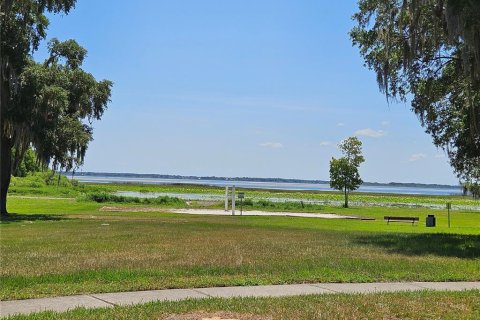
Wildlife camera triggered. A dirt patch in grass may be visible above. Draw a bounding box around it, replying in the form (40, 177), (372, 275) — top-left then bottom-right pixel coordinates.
(165, 311), (271, 320)
(99, 206), (355, 220)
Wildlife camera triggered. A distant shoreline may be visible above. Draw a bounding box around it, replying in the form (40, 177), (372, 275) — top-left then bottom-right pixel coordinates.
(65, 171), (460, 190)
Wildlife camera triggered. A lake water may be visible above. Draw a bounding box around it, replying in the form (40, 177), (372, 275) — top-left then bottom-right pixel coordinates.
(70, 175), (462, 196)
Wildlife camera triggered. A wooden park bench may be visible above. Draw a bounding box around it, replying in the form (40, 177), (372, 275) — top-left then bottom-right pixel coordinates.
(384, 216), (419, 225)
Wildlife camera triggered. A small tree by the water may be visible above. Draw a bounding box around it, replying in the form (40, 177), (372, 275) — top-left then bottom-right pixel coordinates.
(329, 137), (365, 208)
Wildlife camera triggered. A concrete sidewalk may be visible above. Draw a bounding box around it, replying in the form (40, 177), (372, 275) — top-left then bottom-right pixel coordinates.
(2, 282), (479, 318)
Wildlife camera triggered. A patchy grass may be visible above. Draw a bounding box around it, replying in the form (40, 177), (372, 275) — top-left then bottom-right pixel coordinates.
(1, 197), (479, 300)
(5, 290), (480, 319)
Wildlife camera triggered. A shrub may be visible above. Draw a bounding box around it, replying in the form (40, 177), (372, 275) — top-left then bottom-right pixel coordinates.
(84, 192), (186, 206)
(246, 199), (323, 212)
(243, 198), (254, 206)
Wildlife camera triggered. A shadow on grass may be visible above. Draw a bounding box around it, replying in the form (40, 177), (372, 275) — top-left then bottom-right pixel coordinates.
(355, 233), (480, 259)
(0, 213), (66, 224)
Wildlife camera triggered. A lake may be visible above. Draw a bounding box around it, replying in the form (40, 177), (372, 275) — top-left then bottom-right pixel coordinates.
(69, 175), (462, 196)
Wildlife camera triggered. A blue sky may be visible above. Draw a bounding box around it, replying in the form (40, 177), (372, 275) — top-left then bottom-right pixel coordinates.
(39, 0), (458, 184)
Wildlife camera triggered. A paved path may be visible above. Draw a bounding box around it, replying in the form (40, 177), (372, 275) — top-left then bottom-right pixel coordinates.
(2, 282), (479, 317)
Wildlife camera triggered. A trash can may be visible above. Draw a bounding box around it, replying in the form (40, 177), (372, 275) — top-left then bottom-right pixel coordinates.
(426, 214), (436, 227)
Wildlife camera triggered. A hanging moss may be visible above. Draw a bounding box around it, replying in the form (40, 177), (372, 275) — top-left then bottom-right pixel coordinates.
(351, 0), (480, 182)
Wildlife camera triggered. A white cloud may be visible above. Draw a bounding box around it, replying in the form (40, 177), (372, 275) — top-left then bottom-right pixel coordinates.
(409, 153), (427, 162)
(319, 141), (333, 147)
(354, 128), (386, 138)
(381, 121), (390, 126)
(337, 122), (345, 127)
(259, 142), (283, 149)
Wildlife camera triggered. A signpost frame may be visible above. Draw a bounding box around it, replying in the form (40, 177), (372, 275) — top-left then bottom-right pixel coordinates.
(446, 202), (451, 228)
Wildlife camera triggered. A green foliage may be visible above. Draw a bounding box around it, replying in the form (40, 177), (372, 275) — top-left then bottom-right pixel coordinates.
(83, 192), (186, 206)
(329, 158), (362, 192)
(242, 198), (253, 206)
(350, 0), (480, 181)
(463, 181), (480, 200)
(10, 172), (73, 188)
(329, 137), (365, 207)
(17, 40), (112, 172)
(13, 148), (42, 177)
(7, 172), (87, 198)
(240, 198), (323, 212)
(0, 0), (112, 214)
(339, 136), (365, 166)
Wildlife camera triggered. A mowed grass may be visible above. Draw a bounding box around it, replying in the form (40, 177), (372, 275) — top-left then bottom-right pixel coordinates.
(6, 291), (480, 320)
(1, 197), (479, 300)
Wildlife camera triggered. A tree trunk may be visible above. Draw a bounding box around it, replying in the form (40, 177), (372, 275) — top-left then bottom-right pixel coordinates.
(0, 40), (10, 216)
(344, 186), (349, 208)
(0, 32), (16, 216)
(0, 134), (12, 216)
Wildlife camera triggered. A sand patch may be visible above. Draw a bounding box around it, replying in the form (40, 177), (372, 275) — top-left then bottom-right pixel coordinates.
(99, 206), (166, 212)
(99, 206), (369, 220)
(168, 208), (356, 219)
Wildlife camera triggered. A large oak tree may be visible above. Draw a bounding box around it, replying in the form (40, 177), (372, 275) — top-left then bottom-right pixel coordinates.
(350, 0), (480, 183)
(0, 0), (112, 215)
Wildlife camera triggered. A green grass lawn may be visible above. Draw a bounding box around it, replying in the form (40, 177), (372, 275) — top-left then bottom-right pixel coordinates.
(1, 196), (479, 301)
(6, 290), (480, 320)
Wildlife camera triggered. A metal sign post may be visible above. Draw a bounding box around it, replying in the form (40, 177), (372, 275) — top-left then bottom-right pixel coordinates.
(231, 185), (236, 215)
(238, 192), (245, 216)
(446, 203), (451, 228)
(224, 186), (229, 212)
